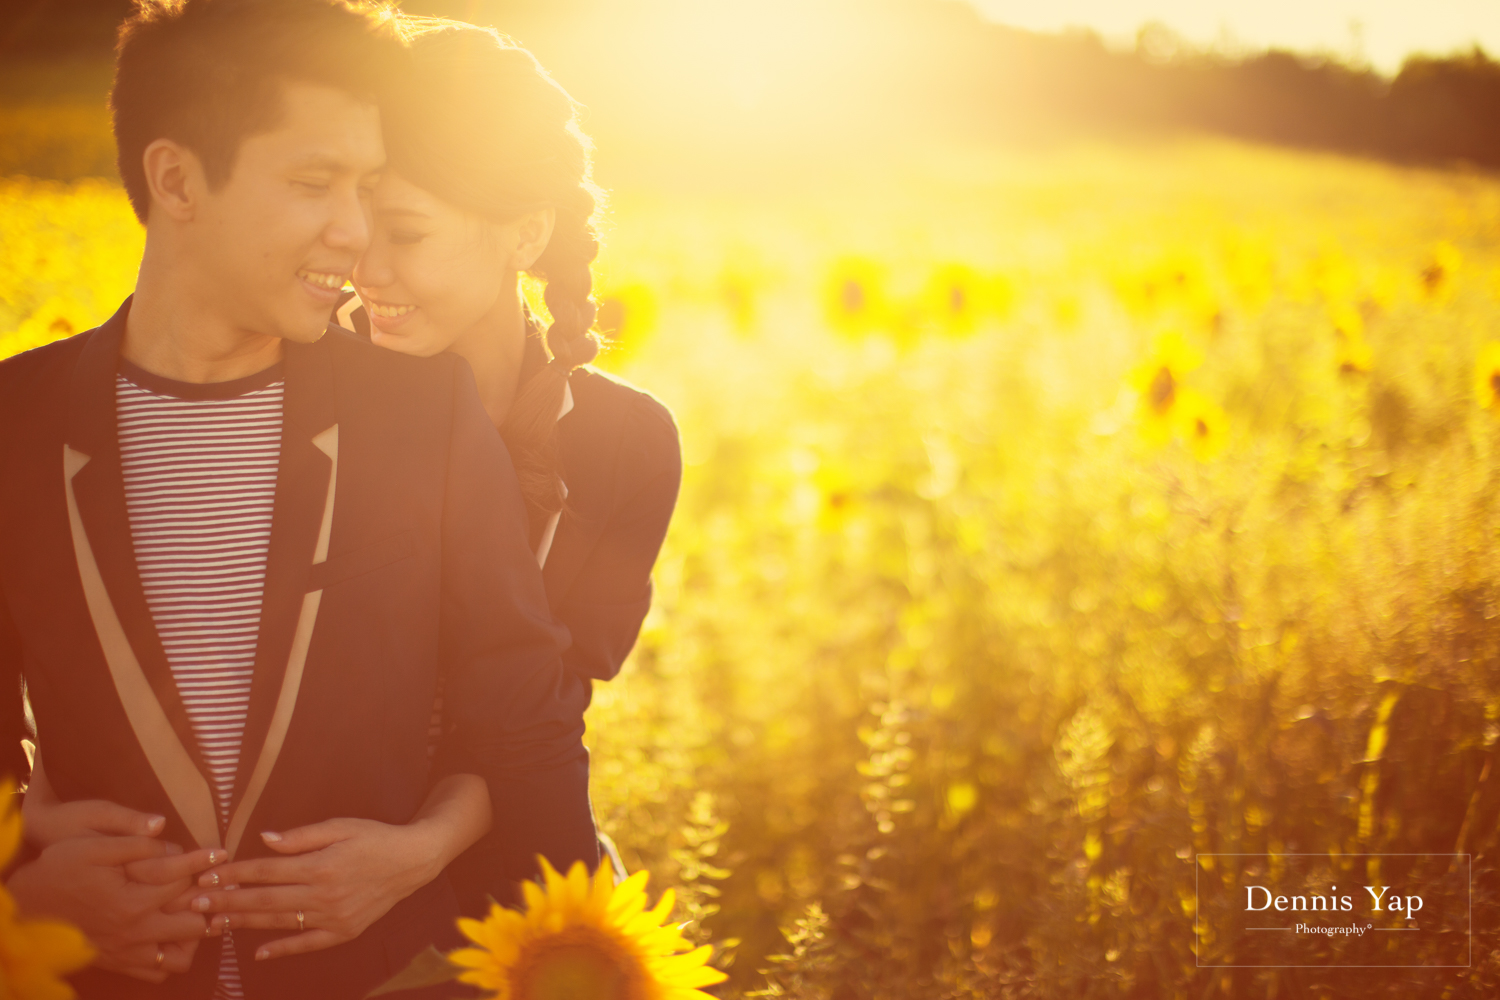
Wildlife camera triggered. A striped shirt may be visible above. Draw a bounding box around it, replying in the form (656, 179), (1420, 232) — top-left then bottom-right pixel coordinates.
(117, 359), (284, 1000)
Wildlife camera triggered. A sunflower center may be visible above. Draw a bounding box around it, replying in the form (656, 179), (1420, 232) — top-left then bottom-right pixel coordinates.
(841, 279), (865, 314)
(510, 926), (650, 1000)
(1148, 366), (1175, 413)
(1490, 371), (1500, 397)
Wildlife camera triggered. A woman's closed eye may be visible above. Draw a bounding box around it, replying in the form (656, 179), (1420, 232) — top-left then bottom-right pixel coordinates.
(388, 230), (430, 246)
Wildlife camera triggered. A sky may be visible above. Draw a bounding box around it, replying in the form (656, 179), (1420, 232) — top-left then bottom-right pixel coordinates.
(972, 0), (1500, 74)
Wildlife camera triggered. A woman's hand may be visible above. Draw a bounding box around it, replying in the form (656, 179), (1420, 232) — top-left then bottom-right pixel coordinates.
(190, 774), (492, 962)
(189, 817), (447, 960)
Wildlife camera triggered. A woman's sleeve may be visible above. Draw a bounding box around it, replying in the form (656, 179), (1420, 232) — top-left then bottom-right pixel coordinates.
(429, 357), (598, 882)
(556, 397), (683, 683)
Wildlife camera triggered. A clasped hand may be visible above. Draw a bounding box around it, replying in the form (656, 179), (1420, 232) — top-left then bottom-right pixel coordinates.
(6, 800), (220, 983)
(188, 817), (445, 962)
(16, 770), (487, 971)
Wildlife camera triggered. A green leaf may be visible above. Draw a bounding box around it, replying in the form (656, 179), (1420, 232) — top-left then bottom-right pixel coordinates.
(364, 946), (464, 999)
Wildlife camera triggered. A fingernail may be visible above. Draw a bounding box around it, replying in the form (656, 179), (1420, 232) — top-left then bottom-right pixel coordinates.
(209, 850), (223, 864)
(147, 815), (166, 834)
(226, 884), (239, 891)
(199, 873), (220, 887)
(256, 948), (270, 961)
(260, 831), (282, 844)
(193, 896), (211, 912)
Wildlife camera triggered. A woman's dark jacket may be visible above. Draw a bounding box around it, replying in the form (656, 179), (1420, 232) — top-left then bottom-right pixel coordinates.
(338, 297), (683, 906)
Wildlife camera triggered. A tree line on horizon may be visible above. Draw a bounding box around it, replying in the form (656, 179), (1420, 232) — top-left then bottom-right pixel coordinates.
(4, 0), (1498, 173)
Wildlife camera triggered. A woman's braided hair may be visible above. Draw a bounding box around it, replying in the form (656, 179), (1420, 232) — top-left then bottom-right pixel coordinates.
(382, 19), (602, 532)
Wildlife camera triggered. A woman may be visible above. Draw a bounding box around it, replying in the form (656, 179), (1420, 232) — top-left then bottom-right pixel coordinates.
(339, 16), (683, 913)
(24, 17), (680, 973)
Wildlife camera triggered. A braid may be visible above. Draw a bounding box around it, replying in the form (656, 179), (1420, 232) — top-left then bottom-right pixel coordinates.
(500, 189), (603, 536)
(535, 195), (601, 370)
(384, 19), (605, 538)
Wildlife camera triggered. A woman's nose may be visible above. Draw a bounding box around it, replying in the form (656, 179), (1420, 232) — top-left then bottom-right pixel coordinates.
(353, 247), (393, 289)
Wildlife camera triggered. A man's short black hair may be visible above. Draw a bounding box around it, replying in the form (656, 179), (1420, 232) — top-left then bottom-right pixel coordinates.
(111, 0), (403, 222)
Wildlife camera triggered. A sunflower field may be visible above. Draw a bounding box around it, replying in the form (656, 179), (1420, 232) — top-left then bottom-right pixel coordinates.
(7, 127), (1500, 998)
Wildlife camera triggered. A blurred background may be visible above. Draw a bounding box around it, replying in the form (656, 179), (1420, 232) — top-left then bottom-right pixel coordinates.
(5, 1), (1500, 997)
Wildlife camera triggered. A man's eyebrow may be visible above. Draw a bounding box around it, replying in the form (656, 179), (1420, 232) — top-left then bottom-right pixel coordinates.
(290, 154), (369, 174)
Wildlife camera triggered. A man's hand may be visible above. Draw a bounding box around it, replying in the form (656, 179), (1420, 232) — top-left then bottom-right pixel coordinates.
(7, 834), (220, 983)
(25, 794), (173, 855)
(189, 817), (447, 961)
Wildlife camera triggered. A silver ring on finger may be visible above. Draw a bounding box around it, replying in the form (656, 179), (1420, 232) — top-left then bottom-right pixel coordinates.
(296, 910), (305, 932)
(154, 948), (165, 971)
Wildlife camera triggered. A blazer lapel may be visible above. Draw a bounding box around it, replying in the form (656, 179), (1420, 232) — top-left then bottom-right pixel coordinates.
(227, 332), (338, 857)
(64, 299), (220, 848)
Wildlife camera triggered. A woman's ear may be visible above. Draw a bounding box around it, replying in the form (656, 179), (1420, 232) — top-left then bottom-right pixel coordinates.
(509, 207), (557, 271)
(141, 138), (206, 224)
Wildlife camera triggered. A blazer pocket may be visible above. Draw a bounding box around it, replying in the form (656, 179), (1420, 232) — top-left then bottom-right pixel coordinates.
(307, 531), (416, 592)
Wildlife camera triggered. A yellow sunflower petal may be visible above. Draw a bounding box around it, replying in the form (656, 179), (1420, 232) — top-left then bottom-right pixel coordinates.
(449, 946), (500, 971)
(588, 860), (615, 911)
(607, 872), (651, 923)
(564, 859), (591, 908)
(456, 917), (490, 946)
(455, 967), (506, 991)
(521, 877), (548, 916)
(538, 856), (566, 895)
(671, 965), (731, 989)
(646, 887), (677, 925)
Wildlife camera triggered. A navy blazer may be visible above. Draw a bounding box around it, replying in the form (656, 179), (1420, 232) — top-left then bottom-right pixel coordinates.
(0, 299), (597, 1000)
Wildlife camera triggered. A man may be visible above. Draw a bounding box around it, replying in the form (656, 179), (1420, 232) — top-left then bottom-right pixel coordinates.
(0, 1), (597, 997)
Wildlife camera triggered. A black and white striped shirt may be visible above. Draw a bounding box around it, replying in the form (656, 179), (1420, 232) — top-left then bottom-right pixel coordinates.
(117, 359), (284, 1000)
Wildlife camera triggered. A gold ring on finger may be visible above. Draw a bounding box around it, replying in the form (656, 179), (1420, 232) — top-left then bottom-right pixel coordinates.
(296, 910), (305, 932)
(154, 948), (165, 970)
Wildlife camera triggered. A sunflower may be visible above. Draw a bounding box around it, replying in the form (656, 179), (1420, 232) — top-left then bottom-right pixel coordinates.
(449, 858), (727, 1000)
(0, 780), (96, 1000)
(593, 284), (658, 367)
(923, 263), (986, 335)
(1127, 330), (1204, 445)
(823, 257), (887, 337)
(1173, 389), (1229, 462)
(1475, 343), (1500, 413)
(1420, 240), (1463, 300)
(1329, 302), (1372, 374)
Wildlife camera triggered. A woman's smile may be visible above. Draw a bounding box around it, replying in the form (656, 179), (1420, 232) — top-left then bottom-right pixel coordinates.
(365, 297), (419, 331)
